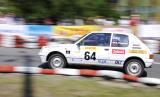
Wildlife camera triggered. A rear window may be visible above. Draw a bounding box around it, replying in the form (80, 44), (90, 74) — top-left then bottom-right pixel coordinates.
(111, 34), (129, 47)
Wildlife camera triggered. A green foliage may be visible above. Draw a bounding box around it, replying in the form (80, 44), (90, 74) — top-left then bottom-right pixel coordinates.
(7, 0), (120, 20)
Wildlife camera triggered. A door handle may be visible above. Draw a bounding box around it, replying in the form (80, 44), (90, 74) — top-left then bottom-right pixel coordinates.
(104, 49), (109, 51)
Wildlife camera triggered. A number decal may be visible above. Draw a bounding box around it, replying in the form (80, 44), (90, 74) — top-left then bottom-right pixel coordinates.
(84, 52), (90, 60)
(91, 52), (96, 60)
(84, 52), (96, 60)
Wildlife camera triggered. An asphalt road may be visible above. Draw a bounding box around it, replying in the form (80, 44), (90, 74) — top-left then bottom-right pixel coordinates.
(0, 47), (160, 78)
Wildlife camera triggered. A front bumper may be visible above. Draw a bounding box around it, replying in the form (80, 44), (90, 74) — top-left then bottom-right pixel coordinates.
(145, 59), (154, 68)
(39, 55), (47, 63)
(39, 46), (48, 63)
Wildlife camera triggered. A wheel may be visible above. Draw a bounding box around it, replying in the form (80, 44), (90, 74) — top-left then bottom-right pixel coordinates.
(124, 59), (144, 77)
(48, 54), (67, 69)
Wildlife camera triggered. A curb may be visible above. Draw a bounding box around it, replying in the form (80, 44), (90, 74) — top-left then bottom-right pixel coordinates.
(0, 65), (160, 85)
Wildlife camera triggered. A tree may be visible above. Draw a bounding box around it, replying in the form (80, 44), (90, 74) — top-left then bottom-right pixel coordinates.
(7, 0), (120, 20)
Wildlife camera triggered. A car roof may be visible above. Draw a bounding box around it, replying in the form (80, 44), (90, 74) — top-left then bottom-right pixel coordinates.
(91, 28), (132, 35)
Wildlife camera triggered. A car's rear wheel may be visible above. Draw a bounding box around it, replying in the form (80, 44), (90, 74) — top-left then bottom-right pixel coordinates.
(124, 59), (144, 77)
(48, 54), (67, 69)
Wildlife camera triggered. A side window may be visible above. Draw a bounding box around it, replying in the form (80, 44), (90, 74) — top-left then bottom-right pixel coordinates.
(112, 34), (129, 47)
(79, 33), (111, 46)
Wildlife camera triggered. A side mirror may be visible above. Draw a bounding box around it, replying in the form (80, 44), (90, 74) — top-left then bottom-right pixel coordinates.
(77, 41), (82, 47)
(77, 43), (80, 47)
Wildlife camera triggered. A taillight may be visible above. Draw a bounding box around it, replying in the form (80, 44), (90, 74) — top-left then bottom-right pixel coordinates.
(149, 54), (154, 59)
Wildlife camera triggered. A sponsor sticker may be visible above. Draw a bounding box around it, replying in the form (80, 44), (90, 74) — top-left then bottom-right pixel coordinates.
(66, 50), (70, 54)
(128, 49), (147, 54)
(132, 46), (141, 49)
(115, 60), (123, 64)
(85, 46), (96, 50)
(133, 44), (140, 46)
(81, 46), (97, 50)
(98, 59), (108, 64)
(112, 49), (125, 54)
(132, 44), (141, 49)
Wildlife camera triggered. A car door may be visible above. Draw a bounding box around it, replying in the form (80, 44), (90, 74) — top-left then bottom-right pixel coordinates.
(109, 33), (129, 66)
(71, 33), (111, 65)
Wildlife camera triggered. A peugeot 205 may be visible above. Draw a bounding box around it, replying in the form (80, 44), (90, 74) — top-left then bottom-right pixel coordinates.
(39, 28), (153, 76)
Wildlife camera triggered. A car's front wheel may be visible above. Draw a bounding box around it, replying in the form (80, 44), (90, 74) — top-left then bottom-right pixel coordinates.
(48, 54), (67, 69)
(124, 59), (144, 77)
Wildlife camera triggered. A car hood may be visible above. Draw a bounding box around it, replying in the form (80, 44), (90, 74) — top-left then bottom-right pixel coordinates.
(46, 43), (75, 49)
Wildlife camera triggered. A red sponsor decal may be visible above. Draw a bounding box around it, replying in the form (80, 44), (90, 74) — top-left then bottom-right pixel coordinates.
(112, 49), (125, 54)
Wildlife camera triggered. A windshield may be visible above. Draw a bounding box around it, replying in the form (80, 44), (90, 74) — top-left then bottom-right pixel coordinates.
(74, 34), (87, 44)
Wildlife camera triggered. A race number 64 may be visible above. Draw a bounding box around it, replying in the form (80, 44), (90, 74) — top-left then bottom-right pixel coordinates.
(84, 51), (96, 60)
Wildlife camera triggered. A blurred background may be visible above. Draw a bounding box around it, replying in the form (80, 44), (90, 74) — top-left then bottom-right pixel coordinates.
(1, 0), (160, 24)
(0, 0), (160, 53)
(0, 0), (160, 97)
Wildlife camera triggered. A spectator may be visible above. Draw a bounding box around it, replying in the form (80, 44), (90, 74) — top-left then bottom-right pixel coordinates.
(0, 13), (7, 24)
(43, 18), (54, 25)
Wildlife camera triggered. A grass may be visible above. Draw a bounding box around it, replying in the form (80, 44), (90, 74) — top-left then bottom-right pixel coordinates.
(0, 74), (160, 97)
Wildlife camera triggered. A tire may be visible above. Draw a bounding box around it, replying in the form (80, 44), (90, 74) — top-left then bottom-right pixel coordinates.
(124, 59), (144, 77)
(48, 54), (67, 69)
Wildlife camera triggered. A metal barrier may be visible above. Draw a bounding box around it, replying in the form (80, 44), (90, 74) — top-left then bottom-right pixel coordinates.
(0, 34), (79, 48)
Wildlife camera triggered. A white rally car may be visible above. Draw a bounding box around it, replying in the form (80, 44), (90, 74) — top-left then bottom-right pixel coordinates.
(39, 28), (154, 76)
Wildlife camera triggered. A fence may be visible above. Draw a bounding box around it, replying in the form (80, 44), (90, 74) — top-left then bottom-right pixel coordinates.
(0, 24), (160, 53)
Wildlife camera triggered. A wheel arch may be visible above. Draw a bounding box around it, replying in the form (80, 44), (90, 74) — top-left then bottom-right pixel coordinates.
(46, 51), (67, 62)
(123, 56), (145, 68)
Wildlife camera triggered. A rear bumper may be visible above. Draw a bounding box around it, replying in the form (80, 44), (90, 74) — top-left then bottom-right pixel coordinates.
(145, 59), (154, 68)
